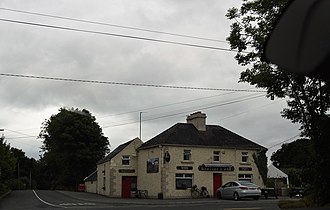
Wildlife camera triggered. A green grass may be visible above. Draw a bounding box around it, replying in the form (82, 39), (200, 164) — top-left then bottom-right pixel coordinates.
(278, 200), (307, 209)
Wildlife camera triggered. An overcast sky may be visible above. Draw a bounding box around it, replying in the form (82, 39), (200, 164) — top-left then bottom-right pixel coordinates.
(0, 0), (301, 162)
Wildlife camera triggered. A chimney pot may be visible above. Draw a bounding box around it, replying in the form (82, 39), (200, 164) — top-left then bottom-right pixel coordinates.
(186, 112), (206, 131)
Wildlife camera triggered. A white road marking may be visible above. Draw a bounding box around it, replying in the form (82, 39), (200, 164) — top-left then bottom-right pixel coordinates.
(32, 190), (67, 208)
(224, 208), (261, 210)
(59, 202), (96, 206)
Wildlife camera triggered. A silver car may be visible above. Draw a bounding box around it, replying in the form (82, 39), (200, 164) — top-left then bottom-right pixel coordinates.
(216, 181), (261, 200)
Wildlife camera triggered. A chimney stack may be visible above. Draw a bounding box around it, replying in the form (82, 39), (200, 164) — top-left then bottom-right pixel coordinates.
(186, 112), (207, 131)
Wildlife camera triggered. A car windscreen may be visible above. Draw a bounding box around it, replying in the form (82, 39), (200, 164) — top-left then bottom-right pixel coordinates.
(238, 181), (257, 187)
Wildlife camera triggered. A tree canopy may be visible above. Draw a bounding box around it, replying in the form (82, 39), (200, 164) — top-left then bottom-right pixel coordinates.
(0, 135), (16, 194)
(226, 0), (330, 203)
(271, 138), (312, 169)
(226, 0), (330, 136)
(271, 138), (313, 187)
(39, 108), (109, 190)
(10, 148), (37, 190)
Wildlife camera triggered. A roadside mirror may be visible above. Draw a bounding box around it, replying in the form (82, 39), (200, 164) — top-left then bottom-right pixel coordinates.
(264, 0), (330, 79)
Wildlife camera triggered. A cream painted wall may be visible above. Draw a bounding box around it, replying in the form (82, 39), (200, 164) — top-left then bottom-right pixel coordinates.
(96, 138), (142, 197)
(85, 180), (97, 193)
(137, 148), (162, 198)
(97, 162), (110, 196)
(94, 138), (264, 199)
(138, 146), (264, 198)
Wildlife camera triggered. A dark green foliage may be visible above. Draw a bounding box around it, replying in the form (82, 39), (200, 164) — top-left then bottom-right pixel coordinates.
(9, 148), (37, 190)
(310, 116), (330, 204)
(0, 136), (16, 194)
(271, 139), (313, 187)
(253, 149), (267, 185)
(39, 108), (109, 190)
(227, 0), (330, 134)
(271, 139), (312, 169)
(227, 0), (330, 204)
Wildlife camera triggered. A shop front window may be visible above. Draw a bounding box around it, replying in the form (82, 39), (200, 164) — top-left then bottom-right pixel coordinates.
(176, 173), (193, 189)
(238, 174), (253, 182)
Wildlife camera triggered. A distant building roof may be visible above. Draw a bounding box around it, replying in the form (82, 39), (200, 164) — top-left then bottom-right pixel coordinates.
(97, 138), (136, 164)
(84, 170), (97, 182)
(268, 164), (288, 178)
(139, 123), (265, 150)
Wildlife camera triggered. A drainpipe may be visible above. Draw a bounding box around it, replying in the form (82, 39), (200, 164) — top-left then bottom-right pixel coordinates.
(235, 149), (237, 179)
(159, 145), (164, 198)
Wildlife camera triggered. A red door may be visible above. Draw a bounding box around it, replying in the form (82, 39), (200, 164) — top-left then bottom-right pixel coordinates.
(121, 177), (131, 198)
(213, 173), (222, 197)
(122, 176), (137, 198)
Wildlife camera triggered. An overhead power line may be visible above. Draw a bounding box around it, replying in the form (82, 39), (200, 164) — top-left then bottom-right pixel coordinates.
(0, 18), (236, 52)
(208, 98), (285, 123)
(0, 7), (228, 44)
(99, 92), (236, 118)
(101, 93), (262, 125)
(267, 134), (301, 149)
(103, 93), (265, 128)
(5, 128), (38, 138)
(0, 73), (267, 93)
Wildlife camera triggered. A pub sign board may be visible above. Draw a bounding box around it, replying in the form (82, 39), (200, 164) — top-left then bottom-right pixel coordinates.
(198, 164), (234, 172)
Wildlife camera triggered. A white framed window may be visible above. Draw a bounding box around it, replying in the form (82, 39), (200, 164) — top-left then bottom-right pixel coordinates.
(176, 174), (193, 190)
(213, 151), (220, 162)
(241, 152), (248, 163)
(122, 155), (130, 165)
(238, 174), (253, 182)
(183, 150), (191, 161)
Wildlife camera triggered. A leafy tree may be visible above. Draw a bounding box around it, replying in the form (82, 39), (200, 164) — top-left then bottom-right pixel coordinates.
(271, 139), (312, 169)
(0, 135), (16, 194)
(253, 149), (267, 185)
(10, 148), (37, 190)
(39, 108), (109, 190)
(226, 0), (330, 203)
(271, 139), (313, 187)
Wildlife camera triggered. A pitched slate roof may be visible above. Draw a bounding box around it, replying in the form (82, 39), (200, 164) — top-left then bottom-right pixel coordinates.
(139, 123), (265, 150)
(84, 170), (97, 182)
(97, 139), (135, 164)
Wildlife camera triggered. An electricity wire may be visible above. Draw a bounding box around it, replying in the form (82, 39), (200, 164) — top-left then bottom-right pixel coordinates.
(0, 73), (267, 93)
(0, 7), (228, 44)
(103, 93), (266, 128)
(267, 134), (300, 149)
(212, 99), (285, 122)
(3, 129), (41, 148)
(5, 128), (38, 138)
(0, 18), (237, 52)
(100, 93), (261, 125)
(99, 92), (236, 118)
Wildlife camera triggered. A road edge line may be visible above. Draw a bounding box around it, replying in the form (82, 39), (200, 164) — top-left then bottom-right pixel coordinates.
(32, 190), (67, 209)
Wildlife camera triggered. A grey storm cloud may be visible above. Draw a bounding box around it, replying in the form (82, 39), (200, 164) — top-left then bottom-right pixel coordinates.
(0, 0), (301, 160)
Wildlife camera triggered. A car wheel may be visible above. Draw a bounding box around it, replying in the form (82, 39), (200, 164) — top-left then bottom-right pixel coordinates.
(217, 191), (222, 199)
(233, 192), (239, 201)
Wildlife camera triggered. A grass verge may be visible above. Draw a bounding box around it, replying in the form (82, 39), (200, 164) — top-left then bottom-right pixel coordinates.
(278, 200), (307, 209)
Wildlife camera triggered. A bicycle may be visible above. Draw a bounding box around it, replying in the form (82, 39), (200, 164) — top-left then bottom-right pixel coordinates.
(191, 185), (209, 198)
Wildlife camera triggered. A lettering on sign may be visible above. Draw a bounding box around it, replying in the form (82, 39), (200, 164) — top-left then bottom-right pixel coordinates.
(176, 166), (193, 170)
(198, 165), (234, 172)
(118, 169), (135, 173)
(239, 167), (252, 171)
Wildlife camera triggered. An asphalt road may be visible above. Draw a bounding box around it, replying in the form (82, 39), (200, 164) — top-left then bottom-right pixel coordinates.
(0, 190), (284, 210)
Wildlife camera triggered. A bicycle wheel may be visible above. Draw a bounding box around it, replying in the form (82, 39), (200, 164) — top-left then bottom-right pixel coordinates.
(201, 190), (209, 198)
(191, 190), (199, 198)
